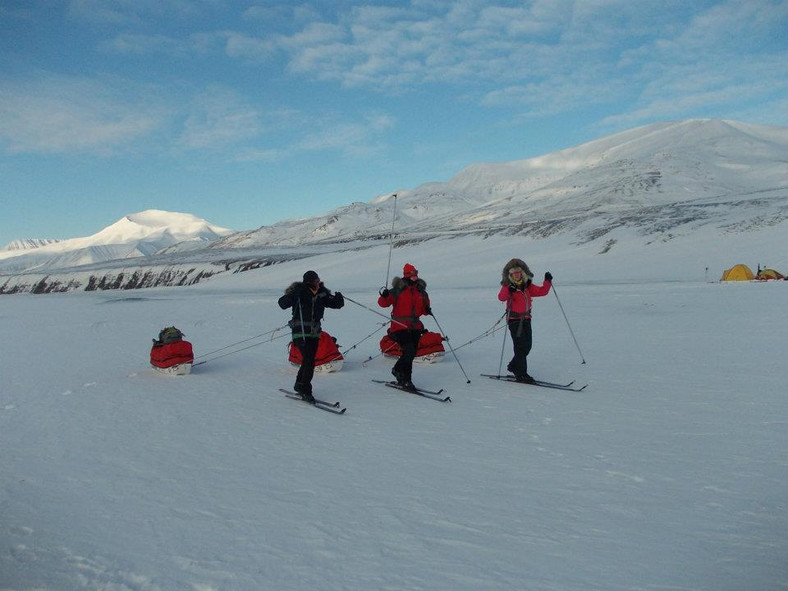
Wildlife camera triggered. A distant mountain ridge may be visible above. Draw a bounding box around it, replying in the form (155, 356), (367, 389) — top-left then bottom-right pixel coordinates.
(1, 238), (61, 251)
(208, 118), (788, 248)
(0, 210), (233, 274)
(2, 118), (786, 292)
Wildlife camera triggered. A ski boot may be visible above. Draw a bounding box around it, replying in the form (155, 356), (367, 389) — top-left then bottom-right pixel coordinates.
(294, 381), (315, 403)
(515, 373), (536, 384)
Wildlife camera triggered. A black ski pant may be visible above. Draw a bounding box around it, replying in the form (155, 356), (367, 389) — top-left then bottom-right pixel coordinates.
(507, 319), (533, 377)
(294, 335), (320, 394)
(391, 330), (421, 380)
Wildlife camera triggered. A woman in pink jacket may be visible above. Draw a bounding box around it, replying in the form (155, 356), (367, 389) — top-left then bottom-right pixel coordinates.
(497, 258), (552, 383)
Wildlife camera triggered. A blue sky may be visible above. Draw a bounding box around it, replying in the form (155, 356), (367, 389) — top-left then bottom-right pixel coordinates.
(1, 0), (786, 245)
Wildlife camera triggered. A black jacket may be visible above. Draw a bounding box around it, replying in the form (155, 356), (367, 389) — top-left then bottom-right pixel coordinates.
(278, 282), (344, 337)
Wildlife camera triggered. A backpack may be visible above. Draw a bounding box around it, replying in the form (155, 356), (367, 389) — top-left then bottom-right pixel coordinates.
(156, 326), (184, 345)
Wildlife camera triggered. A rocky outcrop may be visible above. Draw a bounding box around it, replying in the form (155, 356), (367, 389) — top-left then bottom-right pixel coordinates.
(0, 257), (286, 295)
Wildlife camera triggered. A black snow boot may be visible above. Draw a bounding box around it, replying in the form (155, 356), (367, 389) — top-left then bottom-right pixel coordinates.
(515, 374), (535, 384)
(392, 367), (407, 386)
(294, 382), (315, 403)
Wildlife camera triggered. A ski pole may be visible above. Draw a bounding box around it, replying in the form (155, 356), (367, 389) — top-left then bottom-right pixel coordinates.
(429, 311), (471, 384)
(498, 305), (510, 376)
(383, 193), (398, 289)
(343, 294), (409, 329)
(552, 282), (586, 364)
(297, 297), (306, 344)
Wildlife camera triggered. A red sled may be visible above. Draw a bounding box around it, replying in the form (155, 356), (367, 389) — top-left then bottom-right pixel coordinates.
(288, 331), (344, 373)
(380, 331), (445, 363)
(150, 340), (194, 375)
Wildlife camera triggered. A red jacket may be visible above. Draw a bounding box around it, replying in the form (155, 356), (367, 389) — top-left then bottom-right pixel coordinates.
(498, 280), (551, 321)
(378, 278), (430, 333)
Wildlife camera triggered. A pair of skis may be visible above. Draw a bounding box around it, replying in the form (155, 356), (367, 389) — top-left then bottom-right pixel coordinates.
(371, 379), (452, 402)
(281, 373), (584, 414)
(480, 374), (587, 392)
(279, 388), (347, 414)
(279, 377), (451, 414)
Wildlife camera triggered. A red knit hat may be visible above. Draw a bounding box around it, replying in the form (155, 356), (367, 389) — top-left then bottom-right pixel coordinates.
(403, 263), (418, 278)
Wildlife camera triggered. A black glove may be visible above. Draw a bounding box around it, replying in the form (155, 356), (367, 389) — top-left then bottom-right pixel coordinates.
(508, 284), (517, 293)
(379, 287), (390, 298)
(425, 306), (432, 316)
(334, 291), (343, 299)
(544, 272), (553, 282)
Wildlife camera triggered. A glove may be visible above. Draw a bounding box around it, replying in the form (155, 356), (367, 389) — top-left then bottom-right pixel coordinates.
(334, 291), (343, 299)
(379, 288), (390, 298)
(508, 284), (517, 293)
(544, 272), (553, 282)
(425, 306), (432, 316)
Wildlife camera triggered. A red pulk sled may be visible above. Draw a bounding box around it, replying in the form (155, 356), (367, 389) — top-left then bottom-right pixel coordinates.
(379, 331), (445, 363)
(288, 331), (344, 373)
(150, 327), (194, 375)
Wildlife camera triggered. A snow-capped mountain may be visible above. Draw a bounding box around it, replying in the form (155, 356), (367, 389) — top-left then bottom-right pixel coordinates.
(1, 238), (61, 251)
(213, 119), (788, 247)
(0, 210), (233, 274)
(2, 119), (786, 294)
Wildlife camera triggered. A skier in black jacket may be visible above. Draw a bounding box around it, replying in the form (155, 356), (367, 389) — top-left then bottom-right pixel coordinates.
(278, 270), (344, 402)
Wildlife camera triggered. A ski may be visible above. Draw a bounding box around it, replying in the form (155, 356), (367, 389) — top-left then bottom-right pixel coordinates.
(279, 389), (347, 414)
(480, 374), (587, 392)
(372, 379), (451, 402)
(371, 379), (445, 395)
(480, 373), (577, 388)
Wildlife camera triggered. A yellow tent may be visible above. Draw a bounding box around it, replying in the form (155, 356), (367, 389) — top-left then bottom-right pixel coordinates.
(720, 264), (755, 281)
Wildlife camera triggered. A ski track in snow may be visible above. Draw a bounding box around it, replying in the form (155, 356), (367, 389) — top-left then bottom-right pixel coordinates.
(1, 273), (787, 591)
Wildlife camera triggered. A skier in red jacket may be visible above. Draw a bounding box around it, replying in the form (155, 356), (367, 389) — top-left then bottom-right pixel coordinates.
(378, 263), (431, 391)
(497, 258), (552, 383)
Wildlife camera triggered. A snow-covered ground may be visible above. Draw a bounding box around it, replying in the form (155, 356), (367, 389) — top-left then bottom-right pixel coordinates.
(1, 237), (786, 591)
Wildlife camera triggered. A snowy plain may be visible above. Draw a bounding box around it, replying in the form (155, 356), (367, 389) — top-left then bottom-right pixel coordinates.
(1, 233), (786, 591)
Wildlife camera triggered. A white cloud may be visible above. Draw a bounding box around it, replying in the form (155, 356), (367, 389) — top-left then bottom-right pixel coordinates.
(601, 0), (788, 129)
(224, 32), (277, 60)
(101, 33), (186, 56)
(178, 87), (262, 150)
(68, 0), (210, 24)
(6, 0), (784, 162)
(231, 110), (395, 162)
(293, 112), (394, 158)
(0, 75), (161, 154)
(251, 0), (786, 131)
(235, 146), (286, 163)
(601, 61), (788, 129)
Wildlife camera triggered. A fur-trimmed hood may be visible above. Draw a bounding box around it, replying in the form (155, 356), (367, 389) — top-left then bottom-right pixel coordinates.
(501, 258), (533, 286)
(284, 281), (324, 295)
(391, 276), (427, 292)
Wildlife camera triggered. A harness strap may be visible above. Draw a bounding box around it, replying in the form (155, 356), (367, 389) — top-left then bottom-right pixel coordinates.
(392, 314), (419, 324)
(507, 310), (532, 321)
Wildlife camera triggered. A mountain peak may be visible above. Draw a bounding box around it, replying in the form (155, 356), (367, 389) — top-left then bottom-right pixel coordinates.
(124, 209), (214, 228)
(92, 210), (233, 245)
(215, 118), (787, 249)
(0, 210), (234, 273)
